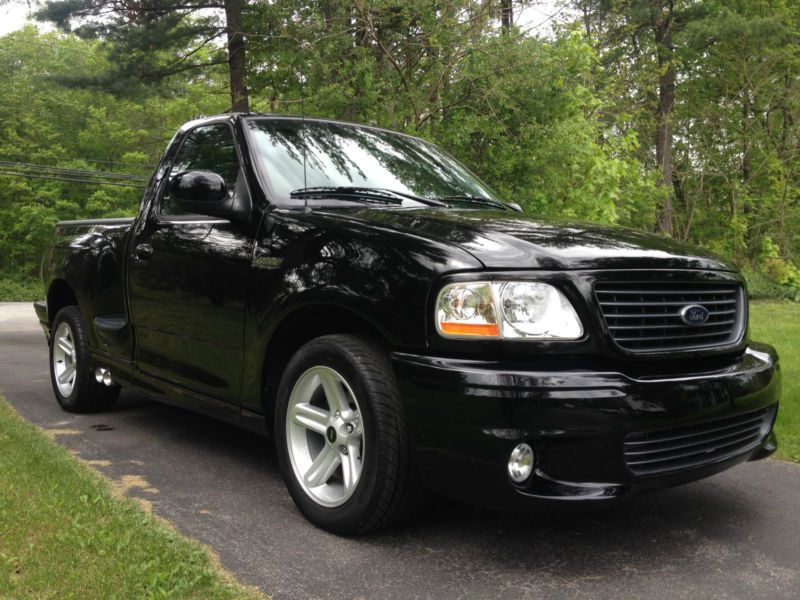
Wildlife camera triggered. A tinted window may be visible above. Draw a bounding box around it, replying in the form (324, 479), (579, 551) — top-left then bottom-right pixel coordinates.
(161, 124), (240, 216)
(245, 119), (498, 205)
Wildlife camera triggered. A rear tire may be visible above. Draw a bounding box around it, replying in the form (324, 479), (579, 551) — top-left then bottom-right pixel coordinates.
(49, 306), (119, 413)
(275, 334), (425, 535)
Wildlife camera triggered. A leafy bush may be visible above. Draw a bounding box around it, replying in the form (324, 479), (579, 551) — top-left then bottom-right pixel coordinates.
(743, 237), (800, 301)
(759, 237), (800, 285)
(744, 269), (800, 302)
(0, 273), (43, 302)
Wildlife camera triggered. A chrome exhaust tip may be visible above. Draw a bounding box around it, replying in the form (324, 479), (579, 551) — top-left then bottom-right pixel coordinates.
(94, 367), (113, 386)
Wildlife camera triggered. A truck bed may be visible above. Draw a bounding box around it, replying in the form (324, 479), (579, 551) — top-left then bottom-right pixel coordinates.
(43, 216), (135, 363)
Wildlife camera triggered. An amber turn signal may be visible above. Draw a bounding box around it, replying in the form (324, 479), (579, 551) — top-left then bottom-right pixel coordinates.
(439, 322), (500, 337)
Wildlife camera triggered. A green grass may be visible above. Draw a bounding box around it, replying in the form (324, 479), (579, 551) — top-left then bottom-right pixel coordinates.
(750, 301), (800, 462)
(0, 398), (264, 600)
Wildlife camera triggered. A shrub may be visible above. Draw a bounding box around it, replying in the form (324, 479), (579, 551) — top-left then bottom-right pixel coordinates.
(743, 269), (800, 302)
(0, 272), (43, 302)
(746, 237), (800, 302)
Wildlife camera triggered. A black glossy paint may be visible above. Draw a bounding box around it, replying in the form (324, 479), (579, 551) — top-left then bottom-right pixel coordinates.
(393, 343), (779, 507)
(128, 219), (253, 402)
(37, 113), (780, 509)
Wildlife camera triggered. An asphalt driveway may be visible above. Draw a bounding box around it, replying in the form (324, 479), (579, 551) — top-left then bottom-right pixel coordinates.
(1, 302), (798, 599)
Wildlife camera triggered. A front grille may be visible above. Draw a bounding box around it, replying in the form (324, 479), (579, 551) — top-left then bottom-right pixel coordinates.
(624, 409), (771, 477)
(595, 280), (744, 352)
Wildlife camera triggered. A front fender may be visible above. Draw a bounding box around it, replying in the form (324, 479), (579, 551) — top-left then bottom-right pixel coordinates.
(239, 209), (482, 415)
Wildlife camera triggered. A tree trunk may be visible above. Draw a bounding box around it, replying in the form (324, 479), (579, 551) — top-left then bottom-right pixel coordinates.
(225, 0), (249, 112)
(582, 3), (591, 37)
(742, 92), (751, 184)
(500, 0), (513, 33)
(650, 0), (674, 236)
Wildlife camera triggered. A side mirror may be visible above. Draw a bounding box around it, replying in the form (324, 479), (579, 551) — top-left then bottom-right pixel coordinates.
(170, 170), (231, 217)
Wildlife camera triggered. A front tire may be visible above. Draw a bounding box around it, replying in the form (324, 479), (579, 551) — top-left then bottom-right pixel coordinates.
(49, 306), (119, 413)
(275, 334), (424, 535)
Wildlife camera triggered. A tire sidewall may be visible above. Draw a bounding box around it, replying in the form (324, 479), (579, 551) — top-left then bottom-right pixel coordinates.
(275, 337), (384, 534)
(49, 306), (96, 412)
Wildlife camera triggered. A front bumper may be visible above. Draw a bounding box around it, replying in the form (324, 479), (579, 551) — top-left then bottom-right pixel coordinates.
(392, 343), (780, 511)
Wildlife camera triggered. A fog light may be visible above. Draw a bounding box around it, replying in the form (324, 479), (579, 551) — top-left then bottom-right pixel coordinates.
(508, 443), (534, 483)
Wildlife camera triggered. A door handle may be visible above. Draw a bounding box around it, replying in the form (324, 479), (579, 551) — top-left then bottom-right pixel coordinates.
(133, 243), (154, 261)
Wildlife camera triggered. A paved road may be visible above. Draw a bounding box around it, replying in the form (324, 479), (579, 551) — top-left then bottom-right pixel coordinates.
(1, 302), (799, 599)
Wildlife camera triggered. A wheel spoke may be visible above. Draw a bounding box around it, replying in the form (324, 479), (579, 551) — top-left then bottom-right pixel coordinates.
(304, 446), (341, 488)
(58, 364), (75, 384)
(291, 403), (329, 435)
(318, 370), (350, 415)
(341, 442), (362, 492)
(56, 337), (73, 356)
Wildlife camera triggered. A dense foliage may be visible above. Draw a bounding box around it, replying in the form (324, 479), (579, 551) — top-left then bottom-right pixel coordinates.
(572, 0), (800, 298)
(1, 1), (798, 300)
(0, 26), (229, 280)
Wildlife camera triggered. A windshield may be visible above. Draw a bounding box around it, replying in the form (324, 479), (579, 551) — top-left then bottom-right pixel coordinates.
(244, 117), (500, 206)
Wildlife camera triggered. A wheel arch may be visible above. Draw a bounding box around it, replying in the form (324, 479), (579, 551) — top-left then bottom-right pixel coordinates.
(46, 279), (78, 325)
(259, 303), (388, 423)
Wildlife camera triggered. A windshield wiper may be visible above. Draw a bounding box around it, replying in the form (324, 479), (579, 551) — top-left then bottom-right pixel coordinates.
(290, 186), (446, 207)
(439, 194), (521, 212)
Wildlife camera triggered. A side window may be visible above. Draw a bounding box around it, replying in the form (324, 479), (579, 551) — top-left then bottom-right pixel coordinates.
(160, 124), (240, 216)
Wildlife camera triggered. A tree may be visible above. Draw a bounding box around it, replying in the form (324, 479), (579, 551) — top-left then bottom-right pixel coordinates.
(501, 0), (514, 33)
(35, 0), (250, 111)
(565, 0), (712, 235)
(0, 26), (228, 276)
(649, 0), (675, 235)
(4, 0), (800, 295)
(674, 0), (799, 261)
(245, 1), (654, 223)
(566, 0), (800, 270)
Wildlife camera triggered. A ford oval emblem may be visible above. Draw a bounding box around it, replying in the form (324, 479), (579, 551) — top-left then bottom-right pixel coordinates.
(680, 304), (710, 326)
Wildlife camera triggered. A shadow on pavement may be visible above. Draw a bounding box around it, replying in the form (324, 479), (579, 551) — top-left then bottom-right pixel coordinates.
(110, 389), (762, 580)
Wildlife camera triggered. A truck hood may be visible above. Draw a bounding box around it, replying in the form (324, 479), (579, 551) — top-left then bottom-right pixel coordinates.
(317, 207), (734, 271)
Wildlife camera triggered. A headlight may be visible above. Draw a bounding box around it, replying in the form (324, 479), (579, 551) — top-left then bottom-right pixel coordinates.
(435, 281), (583, 340)
(436, 282), (499, 338)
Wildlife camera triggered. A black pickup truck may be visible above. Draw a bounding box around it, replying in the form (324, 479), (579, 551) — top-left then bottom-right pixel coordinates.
(35, 114), (780, 534)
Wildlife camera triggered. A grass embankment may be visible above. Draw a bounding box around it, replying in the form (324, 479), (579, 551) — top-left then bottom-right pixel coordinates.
(750, 301), (800, 462)
(0, 398), (264, 600)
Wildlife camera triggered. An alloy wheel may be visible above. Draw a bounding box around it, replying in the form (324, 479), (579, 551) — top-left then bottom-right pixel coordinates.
(52, 321), (77, 397)
(285, 366), (365, 508)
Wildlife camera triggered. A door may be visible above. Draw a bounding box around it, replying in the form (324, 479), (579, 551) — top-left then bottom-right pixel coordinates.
(128, 122), (253, 403)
